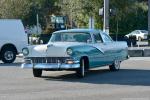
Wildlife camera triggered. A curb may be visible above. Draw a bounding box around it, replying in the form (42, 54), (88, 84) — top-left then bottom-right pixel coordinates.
(128, 49), (150, 57)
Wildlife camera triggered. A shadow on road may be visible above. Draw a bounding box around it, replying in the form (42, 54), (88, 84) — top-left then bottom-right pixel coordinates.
(0, 63), (21, 67)
(42, 68), (150, 86)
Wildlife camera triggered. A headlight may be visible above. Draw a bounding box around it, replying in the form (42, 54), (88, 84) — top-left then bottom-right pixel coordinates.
(22, 48), (29, 56)
(65, 59), (74, 64)
(65, 59), (79, 64)
(66, 48), (73, 55)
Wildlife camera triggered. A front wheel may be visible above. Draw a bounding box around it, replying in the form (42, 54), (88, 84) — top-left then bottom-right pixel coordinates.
(33, 68), (42, 77)
(138, 37), (142, 41)
(76, 59), (85, 78)
(109, 60), (121, 71)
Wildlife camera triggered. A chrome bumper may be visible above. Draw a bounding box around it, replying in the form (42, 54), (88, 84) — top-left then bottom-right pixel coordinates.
(21, 63), (80, 69)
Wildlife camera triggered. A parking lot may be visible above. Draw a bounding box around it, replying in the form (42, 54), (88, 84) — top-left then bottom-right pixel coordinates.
(0, 57), (150, 100)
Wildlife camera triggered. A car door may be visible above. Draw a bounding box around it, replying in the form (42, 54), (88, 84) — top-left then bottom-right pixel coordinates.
(89, 32), (109, 67)
(99, 32), (116, 64)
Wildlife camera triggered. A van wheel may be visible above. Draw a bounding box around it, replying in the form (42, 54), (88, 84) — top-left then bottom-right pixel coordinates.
(109, 60), (121, 71)
(33, 68), (42, 77)
(1, 48), (16, 63)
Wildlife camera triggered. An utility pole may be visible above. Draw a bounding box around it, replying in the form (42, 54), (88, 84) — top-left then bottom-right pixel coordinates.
(103, 0), (109, 34)
(36, 14), (39, 34)
(89, 16), (94, 29)
(148, 0), (150, 45)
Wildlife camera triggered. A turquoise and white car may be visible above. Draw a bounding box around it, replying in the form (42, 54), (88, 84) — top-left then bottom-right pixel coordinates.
(22, 29), (128, 78)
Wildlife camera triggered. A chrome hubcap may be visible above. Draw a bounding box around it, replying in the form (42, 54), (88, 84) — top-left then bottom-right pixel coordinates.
(4, 51), (14, 61)
(114, 60), (120, 70)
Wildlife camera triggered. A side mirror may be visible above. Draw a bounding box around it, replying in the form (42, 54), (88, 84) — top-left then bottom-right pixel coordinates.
(87, 39), (92, 43)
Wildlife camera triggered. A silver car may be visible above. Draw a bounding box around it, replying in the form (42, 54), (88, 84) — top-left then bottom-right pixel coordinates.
(125, 30), (148, 41)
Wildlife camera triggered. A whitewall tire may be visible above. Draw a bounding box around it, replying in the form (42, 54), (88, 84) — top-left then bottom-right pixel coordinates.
(109, 60), (121, 71)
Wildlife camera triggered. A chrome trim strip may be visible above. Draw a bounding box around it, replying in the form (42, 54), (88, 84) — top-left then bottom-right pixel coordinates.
(21, 63), (33, 69)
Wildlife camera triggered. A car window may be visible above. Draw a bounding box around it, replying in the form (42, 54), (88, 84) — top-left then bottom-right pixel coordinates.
(136, 31), (140, 34)
(131, 31), (138, 35)
(93, 32), (103, 43)
(132, 31), (136, 34)
(141, 30), (148, 34)
(101, 33), (113, 42)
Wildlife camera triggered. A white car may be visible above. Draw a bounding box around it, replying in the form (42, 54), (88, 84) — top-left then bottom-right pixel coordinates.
(125, 30), (148, 41)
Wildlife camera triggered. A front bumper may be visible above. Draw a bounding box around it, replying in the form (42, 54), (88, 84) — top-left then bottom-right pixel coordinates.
(21, 63), (80, 69)
(21, 58), (80, 70)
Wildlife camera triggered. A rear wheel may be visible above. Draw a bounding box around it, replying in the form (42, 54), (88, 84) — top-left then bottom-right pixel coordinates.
(1, 47), (16, 63)
(109, 60), (121, 71)
(33, 68), (42, 77)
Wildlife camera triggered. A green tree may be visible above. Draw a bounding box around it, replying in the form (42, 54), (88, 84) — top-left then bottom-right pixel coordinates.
(0, 0), (31, 19)
(57, 0), (103, 28)
(0, 0), (148, 35)
(23, 0), (59, 27)
(110, 0), (148, 35)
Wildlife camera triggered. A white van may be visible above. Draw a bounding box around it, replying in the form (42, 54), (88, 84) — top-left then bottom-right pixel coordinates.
(0, 19), (28, 63)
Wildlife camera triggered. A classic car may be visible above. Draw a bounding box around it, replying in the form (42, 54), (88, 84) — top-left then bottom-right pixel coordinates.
(21, 29), (128, 78)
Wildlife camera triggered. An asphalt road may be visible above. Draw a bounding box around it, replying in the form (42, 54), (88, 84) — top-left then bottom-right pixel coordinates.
(0, 57), (150, 100)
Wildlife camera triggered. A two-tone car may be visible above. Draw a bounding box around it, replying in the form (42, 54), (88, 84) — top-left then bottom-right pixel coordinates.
(21, 29), (128, 78)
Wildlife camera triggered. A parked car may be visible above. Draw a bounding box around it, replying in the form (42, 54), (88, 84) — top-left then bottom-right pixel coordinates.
(21, 29), (128, 78)
(0, 19), (28, 63)
(125, 30), (148, 41)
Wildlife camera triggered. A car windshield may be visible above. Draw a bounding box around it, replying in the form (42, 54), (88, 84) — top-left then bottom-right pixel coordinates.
(50, 32), (92, 43)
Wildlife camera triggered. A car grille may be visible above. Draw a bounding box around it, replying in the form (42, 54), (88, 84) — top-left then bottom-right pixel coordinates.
(26, 57), (71, 63)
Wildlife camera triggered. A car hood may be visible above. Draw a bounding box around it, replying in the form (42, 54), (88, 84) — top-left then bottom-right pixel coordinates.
(125, 33), (132, 37)
(26, 44), (47, 57)
(46, 42), (85, 57)
(26, 42), (85, 57)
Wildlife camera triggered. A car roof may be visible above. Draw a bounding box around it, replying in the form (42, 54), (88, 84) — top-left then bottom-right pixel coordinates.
(53, 29), (103, 34)
(134, 30), (147, 31)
